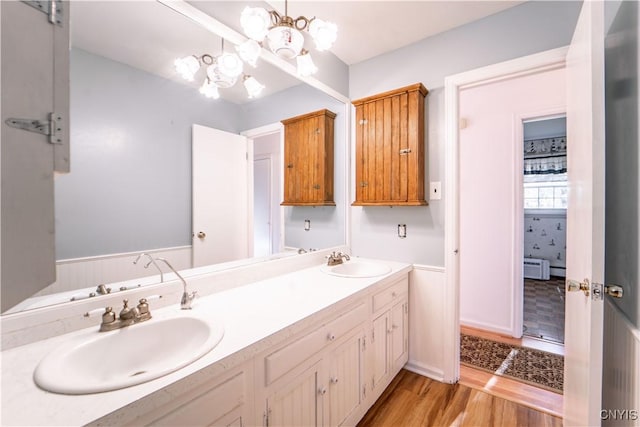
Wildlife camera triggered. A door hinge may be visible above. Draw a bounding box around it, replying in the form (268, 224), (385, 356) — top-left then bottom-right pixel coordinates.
(5, 112), (64, 144)
(264, 409), (271, 427)
(399, 148), (412, 155)
(371, 328), (375, 342)
(360, 181), (368, 187)
(404, 303), (408, 314)
(359, 119), (368, 125)
(313, 184), (321, 190)
(362, 336), (366, 351)
(22, 1), (63, 26)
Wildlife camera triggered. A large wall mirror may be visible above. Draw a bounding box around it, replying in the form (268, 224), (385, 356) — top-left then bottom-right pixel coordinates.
(5, 1), (348, 314)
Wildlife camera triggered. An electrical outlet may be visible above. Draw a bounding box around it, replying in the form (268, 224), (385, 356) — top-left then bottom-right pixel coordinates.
(430, 181), (442, 200)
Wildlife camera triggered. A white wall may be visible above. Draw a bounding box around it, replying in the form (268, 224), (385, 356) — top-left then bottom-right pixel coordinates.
(349, 1), (581, 267)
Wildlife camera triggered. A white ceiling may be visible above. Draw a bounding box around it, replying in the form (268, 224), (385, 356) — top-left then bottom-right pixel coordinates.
(71, 1), (524, 104)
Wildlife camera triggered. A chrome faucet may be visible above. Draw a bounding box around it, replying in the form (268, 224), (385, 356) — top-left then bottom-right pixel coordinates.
(133, 252), (164, 283)
(326, 251), (350, 266)
(154, 257), (197, 309)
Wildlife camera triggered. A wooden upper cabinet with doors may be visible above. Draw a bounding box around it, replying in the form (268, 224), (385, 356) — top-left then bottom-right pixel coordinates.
(281, 109), (336, 206)
(352, 83), (428, 206)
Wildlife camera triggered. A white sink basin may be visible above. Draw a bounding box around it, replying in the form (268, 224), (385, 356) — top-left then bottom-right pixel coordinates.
(34, 315), (224, 395)
(321, 261), (391, 278)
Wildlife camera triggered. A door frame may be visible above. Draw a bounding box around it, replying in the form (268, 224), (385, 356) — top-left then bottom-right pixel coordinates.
(253, 154), (274, 256)
(242, 122), (285, 254)
(442, 46), (569, 383)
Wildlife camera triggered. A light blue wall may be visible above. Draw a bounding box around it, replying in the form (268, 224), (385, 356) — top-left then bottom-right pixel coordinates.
(348, 1), (582, 266)
(55, 49), (242, 259)
(605, 0), (638, 327)
(241, 84), (347, 250)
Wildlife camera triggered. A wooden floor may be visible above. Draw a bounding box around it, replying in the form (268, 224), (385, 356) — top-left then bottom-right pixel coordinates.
(357, 369), (562, 427)
(459, 326), (564, 418)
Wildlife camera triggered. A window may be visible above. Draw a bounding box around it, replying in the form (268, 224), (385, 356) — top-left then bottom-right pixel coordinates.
(524, 174), (567, 209)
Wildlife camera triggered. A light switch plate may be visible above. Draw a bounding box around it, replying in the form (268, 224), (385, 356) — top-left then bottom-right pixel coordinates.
(430, 181), (442, 200)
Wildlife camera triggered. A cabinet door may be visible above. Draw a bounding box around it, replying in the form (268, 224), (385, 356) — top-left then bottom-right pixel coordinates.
(283, 119), (303, 203)
(267, 360), (324, 427)
(371, 311), (390, 391)
(355, 95), (409, 204)
(391, 300), (409, 371)
(328, 330), (364, 426)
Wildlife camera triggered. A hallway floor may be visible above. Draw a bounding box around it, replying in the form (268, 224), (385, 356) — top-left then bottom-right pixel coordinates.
(357, 369), (562, 426)
(523, 276), (566, 343)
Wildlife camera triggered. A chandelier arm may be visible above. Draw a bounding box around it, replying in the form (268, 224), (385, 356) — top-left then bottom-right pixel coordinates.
(294, 16), (310, 31)
(269, 10), (281, 26)
(200, 54), (214, 65)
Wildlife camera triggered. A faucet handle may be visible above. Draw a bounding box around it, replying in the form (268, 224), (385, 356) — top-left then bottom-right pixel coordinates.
(119, 299), (139, 321)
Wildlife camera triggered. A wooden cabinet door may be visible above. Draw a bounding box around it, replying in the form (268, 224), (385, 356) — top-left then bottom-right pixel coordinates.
(353, 83), (427, 206)
(328, 329), (364, 427)
(281, 109), (335, 206)
(267, 360), (324, 427)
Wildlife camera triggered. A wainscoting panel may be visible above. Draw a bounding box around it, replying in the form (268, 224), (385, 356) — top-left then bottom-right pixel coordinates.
(36, 246), (192, 296)
(602, 299), (640, 426)
(406, 265), (446, 381)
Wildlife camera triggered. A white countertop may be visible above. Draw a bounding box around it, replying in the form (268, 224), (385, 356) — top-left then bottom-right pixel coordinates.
(1, 258), (411, 426)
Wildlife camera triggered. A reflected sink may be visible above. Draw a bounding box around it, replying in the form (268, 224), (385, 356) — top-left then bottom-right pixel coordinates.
(34, 315), (224, 395)
(321, 261), (392, 278)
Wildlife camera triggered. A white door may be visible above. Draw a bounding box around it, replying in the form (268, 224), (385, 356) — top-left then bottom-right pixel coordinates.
(253, 157), (272, 258)
(563, 1), (606, 425)
(192, 124), (251, 267)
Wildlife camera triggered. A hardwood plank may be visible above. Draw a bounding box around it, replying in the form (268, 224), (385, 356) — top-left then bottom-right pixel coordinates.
(358, 370), (562, 426)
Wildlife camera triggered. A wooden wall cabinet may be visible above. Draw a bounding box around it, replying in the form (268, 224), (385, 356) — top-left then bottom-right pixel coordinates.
(281, 109), (336, 206)
(352, 83), (428, 206)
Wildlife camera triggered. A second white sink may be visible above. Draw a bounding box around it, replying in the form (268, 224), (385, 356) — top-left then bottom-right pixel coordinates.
(321, 260), (391, 278)
(34, 314), (224, 395)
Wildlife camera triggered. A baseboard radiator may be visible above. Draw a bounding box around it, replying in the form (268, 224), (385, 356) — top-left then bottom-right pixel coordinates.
(602, 299), (640, 426)
(523, 258), (550, 280)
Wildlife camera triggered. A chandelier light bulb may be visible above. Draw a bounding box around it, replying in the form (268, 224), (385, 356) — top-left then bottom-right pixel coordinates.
(243, 75), (265, 98)
(308, 19), (337, 51)
(296, 50), (318, 77)
(240, 6), (271, 41)
(236, 39), (261, 67)
(217, 52), (244, 78)
(174, 55), (200, 81)
(267, 25), (304, 59)
(199, 79), (220, 99)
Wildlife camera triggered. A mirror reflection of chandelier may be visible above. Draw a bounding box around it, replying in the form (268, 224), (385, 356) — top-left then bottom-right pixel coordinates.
(174, 39), (265, 100)
(240, 0), (337, 77)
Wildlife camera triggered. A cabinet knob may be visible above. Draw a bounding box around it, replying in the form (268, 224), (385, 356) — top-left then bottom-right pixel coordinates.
(197, 231), (206, 239)
(313, 184), (321, 190)
(392, 291), (397, 298)
(287, 163), (294, 169)
(318, 387), (327, 395)
(360, 181), (368, 188)
(330, 377), (339, 384)
(327, 333), (336, 341)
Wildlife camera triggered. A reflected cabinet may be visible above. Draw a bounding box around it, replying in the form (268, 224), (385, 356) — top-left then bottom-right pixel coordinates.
(352, 83), (428, 206)
(281, 109), (336, 206)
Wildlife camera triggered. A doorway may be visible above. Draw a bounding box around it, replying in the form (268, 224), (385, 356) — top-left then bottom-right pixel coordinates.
(244, 125), (283, 257)
(522, 116), (567, 344)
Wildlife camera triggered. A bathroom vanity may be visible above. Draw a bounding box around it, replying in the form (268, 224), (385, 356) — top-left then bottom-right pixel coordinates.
(0, 256), (411, 426)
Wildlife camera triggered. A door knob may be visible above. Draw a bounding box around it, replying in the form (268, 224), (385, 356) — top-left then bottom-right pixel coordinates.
(567, 278), (590, 296)
(605, 284), (624, 298)
(197, 231), (206, 239)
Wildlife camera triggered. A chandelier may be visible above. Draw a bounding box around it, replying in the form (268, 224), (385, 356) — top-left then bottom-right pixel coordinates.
(174, 39), (265, 100)
(240, 0), (337, 77)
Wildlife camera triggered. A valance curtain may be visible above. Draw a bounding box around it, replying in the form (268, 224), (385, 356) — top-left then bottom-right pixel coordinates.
(524, 135), (567, 175)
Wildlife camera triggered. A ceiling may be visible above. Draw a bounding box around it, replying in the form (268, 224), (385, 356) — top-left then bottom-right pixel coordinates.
(71, 1), (524, 104)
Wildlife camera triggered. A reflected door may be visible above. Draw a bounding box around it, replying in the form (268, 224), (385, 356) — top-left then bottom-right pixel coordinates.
(253, 156), (272, 258)
(192, 124), (250, 267)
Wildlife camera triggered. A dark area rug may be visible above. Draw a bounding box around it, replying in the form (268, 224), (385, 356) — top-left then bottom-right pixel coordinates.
(460, 333), (564, 394)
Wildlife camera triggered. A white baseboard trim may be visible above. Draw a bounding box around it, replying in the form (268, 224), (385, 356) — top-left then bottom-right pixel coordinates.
(405, 360), (446, 383)
(461, 319), (515, 337)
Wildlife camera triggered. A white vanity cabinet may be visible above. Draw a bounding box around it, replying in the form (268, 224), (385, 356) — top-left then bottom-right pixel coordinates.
(128, 362), (254, 427)
(369, 277), (409, 399)
(257, 302), (368, 426)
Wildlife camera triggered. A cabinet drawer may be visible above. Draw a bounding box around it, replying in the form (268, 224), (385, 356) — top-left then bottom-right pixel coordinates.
(372, 278), (408, 312)
(265, 303), (367, 385)
(151, 371), (244, 426)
